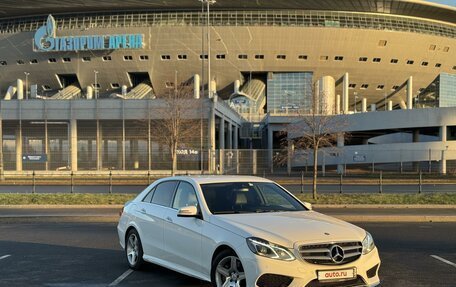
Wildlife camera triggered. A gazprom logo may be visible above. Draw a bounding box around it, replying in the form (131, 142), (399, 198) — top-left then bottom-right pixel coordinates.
(33, 15), (143, 52)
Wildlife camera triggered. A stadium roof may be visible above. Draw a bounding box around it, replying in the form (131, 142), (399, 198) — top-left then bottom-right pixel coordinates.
(0, 0), (455, 24)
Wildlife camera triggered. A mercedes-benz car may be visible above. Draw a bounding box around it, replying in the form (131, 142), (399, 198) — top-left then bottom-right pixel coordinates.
(117, 176), (381, 287)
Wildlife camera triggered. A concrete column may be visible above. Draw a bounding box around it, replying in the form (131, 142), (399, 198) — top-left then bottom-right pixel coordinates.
(268, 128), (274, 172)
(370, 104), (376, 112)
(336, 94), (341, 114)
(70, 119), (78, 171)
(227, 124), (232, 149)
(388, 100), (393, 111)
(337, 133), (344, 174)
(208, 98), (216, 173)
(361, 98), (367, 113)
(15, 125), (22, 171)
(233, 126), (239, 149)
(219, 117), (225, 150)
(86, 86), (93, 100)
(342, 73), (349, 114)
(407, 76), (413, 110)
(16, 79), (24, 100)
(96, 120), (102, 170)
(399, 100), (406, 109)
(194, 74), (200, 99)
(440, 125), (447, 174)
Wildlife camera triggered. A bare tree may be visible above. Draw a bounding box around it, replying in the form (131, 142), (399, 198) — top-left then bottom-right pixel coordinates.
(151, 83), (202, 175)
(286, 91), (348, 200)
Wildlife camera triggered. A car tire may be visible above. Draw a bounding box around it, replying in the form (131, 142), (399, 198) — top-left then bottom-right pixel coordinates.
(211, 249), (246, 287)
(125, 229), (144, 270)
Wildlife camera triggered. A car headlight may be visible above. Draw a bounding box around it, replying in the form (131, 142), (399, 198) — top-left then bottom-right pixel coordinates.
(362, 232), (375, 255)
(246, 237), (295, 261)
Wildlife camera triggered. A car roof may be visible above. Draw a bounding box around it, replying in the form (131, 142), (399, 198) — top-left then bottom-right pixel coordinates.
(165, 175), (273, 185)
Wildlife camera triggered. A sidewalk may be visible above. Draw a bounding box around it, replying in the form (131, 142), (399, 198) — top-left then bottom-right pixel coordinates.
(0, 205), (455, 223)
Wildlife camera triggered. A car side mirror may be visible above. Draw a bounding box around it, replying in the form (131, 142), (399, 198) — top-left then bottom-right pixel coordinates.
(177, 206), (199, 218)
(303, 202), (313, 211)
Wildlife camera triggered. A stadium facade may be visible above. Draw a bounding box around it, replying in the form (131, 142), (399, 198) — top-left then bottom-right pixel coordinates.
(0, 0), (455, 175)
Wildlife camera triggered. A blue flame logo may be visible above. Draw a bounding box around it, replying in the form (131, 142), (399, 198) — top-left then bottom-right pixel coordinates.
(34, 15), (56, 51)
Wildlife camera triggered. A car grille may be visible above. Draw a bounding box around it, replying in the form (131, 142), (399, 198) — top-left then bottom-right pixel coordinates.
(299, 242), (362, 265)
(305, 276), (366, 287)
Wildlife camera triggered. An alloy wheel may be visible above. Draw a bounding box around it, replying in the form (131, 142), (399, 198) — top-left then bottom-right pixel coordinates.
(126, 233), (139, 265)
(215, 255), (246, 287)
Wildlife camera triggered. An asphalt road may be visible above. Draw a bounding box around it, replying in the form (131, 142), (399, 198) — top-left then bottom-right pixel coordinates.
(0, 183), (455, 194)
(0, 221), (455, 287)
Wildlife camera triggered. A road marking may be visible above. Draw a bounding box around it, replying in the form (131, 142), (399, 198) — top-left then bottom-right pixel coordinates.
(108, 269), (134, 286)
(431, 255), (456, 268)
(0, 255), (11, 260)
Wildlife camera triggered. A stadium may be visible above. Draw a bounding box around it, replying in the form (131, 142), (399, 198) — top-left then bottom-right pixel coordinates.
(0, 0), (455, 175)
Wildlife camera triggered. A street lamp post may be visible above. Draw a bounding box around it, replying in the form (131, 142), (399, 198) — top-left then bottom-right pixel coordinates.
(94, 70), (99, 99)
(24, 72), (30, 99)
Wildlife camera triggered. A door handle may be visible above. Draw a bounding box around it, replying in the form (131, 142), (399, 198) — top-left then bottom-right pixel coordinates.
(165, 216), (173, 223)
(139, 208), (147, 214)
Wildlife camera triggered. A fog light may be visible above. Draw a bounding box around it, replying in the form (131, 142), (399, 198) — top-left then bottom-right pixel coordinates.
(367, 264), (379, 278)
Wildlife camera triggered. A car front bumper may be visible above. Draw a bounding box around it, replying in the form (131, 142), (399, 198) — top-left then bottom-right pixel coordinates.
(239, 244), (381, 287)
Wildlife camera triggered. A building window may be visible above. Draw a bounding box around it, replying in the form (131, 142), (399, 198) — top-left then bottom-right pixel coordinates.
(62, 57), (71, 62)
(349, 83), (356, 89)
(0, 61), (7, 66)
(102, 56), (112, 61)
(429, 44), (436, 51)
(359, 57), (368, 62)
(453, 66), (456, 70)
(30, 59), (38, 64)
(376, 85), (385, 90)
(254, 54), (264, 60)
(443, 46), (450, 52)
(435, 63), (442, 68)
(406, 60), (414, 65)
(276, 55), (286, 60)
(392, 85), (399, 90)
(123, 55), (133, 61)
(215, 54), (225, 59)
(390, 59), (398, 64)
(238, 54), (248, 60)
(111, 83), (120, 88)
(140, 55), (149, 61)
(319, 55), (328, 61)
(361, 84), (369, 89)
(48, 58), (57, 63)
(421, 61), (428, 66)
(298, 55), (308, 60)
(165, 81), (174, 88)
(378, 40), (387, 46)
(42, 85), (51, 91)
(160, 55), (171, 60)
(16, 60), (25, 65)
(82, 56), (91, 62)
(200, 54), (208, 60)
(373, 58), (381, 63)
(177, 54), (187, 60)
(334, 56), (344, 61)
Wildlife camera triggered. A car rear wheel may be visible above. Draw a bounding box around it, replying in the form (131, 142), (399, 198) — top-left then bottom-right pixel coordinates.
(212, 250), (246, 287)
(125, 229), (144, 270)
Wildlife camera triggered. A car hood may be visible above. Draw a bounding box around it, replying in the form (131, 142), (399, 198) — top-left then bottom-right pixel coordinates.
(210, 211), (366, 248)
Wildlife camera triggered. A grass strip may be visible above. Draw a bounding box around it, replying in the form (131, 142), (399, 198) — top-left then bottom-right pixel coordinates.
(0, 193), (455, 205)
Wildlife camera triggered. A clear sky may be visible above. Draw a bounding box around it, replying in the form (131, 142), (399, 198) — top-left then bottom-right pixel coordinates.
(426, 0), (456, 6)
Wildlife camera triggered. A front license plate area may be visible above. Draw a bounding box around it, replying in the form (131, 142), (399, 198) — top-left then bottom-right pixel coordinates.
(317, 268), (356, 281)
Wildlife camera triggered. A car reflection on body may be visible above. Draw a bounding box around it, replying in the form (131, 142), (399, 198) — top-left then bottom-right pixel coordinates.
(117, 176), (381, 287)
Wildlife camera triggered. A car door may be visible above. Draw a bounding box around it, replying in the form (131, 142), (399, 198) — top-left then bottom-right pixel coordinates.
(162, 180), (204, 274)
(136, 180), (178, 261)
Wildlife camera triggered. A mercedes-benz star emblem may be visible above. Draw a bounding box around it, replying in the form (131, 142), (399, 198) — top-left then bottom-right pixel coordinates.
(330, 245), (345, 263)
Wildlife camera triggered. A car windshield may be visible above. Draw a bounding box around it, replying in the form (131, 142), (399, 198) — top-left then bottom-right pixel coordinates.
(200, 182), (306, 214)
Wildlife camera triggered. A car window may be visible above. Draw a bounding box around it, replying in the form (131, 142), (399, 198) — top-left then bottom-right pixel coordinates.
(142, 186), (156, 203)
(151, 181), (178, 207)
(172, 181), (198, 210)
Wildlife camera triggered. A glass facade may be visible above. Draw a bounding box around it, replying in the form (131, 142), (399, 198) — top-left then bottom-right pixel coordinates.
(417, 73), (456, 108)
(266, 72), (313, 114)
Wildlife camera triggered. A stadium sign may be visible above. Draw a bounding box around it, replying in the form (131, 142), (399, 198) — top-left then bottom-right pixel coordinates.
(34, 15), (143, 52)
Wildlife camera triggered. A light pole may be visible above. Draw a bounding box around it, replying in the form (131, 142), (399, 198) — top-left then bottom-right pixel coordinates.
(94, 70), (99, 99)
(24, 72), (30, 99)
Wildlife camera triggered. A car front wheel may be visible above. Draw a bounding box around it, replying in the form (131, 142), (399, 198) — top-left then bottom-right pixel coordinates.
(211, 250), (246, 287)
(125, 229), (144, 270)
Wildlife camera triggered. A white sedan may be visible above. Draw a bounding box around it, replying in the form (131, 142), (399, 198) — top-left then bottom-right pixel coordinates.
(117, 176), (381, 287)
